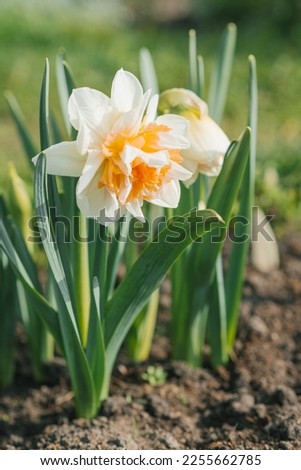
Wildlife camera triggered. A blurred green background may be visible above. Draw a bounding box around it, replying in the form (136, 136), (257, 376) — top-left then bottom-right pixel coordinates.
(0, 0), (300, 229)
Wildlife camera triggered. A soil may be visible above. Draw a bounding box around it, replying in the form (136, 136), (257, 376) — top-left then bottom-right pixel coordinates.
(0, 235), (301, 450)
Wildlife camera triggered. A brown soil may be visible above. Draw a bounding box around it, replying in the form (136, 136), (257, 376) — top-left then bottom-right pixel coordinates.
(0, 236), (301, 450)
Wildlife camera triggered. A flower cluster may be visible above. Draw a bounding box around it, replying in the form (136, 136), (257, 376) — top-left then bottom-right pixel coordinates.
(33, 69), (230, 222)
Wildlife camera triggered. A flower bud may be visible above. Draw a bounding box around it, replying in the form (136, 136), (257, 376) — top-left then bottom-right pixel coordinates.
(7, 162), (33, 250)
(159, 88), (230, 185)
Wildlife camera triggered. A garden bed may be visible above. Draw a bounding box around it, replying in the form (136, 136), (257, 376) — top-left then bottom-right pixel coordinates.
(0, 235), (300, 450)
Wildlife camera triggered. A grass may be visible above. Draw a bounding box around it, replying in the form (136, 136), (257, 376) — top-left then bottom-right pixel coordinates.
(0, 5), (300, 226)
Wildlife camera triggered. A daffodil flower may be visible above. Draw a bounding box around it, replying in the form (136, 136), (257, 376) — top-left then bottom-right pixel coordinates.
(158, 88), (230, 185)
(33, 69), (191, 223)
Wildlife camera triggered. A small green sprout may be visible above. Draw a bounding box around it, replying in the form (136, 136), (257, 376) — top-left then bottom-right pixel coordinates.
(141, 366), (167, 387)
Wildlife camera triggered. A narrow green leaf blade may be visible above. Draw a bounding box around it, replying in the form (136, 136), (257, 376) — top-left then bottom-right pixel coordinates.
(106, 213), (131, 298)
(0, 219), (63, 351)
(105, 209), (224, 373)
(92, 223), (108, 318)
(0, 198), (17, 387)
(208, 23), (237, 123)
(197, 55), (205, 99)
(5, 217), (50, 377)
(34, 154), (97, 418)
(40, 59), (50, 150)
(39, 57), (74, 285)
(10, 219), (40, 289)
(181, 128), (250, 365)
(56, 51), (72, 135)
(34, 153), (78, 335)
(189, 29), (199, 94)
(50, 113), (64, 145)
(55, 54), (80, 304)
(56, 53), (77, 140)
(139, 48), (159, 95)
(38, 63), (77, 323)
(226, 57), (257, 348)
(192, 128), (251, 279)
(206, 254), (228, 367)
(4, 91), (38, 163)
(86, 277), (106, 400)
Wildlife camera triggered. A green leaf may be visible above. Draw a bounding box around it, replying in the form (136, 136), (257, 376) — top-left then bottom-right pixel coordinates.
(10, 218), (40, 288)
(34, 153), (96, 418)
(50, 113), (64, 144)
(4, 91), (38, 163)
(202, 23), (236, 366)
(206, 254), (228, 367)
(197, 55), (205, 99)
(55, 54), (81, 313)
(192, 128), (250, 279)
(106, 213), (131, 299)
(86, 277), (106, 400)
(6, 217), (50, 379)
(0, 219), (63, 352)
(226, 56), (257, 349)
(127, 288), (160, 362)
(208, 23), (237, 123)
(15, 280), (48, 381)
(56, 51), (72, 136)
(40, 59), (51, 150)
(180, 128), (250, 366)
(92, 223), (108, 318)
(139, 48), (159, 95)
(0, 198), (17, 388)
(189, 29), (199, 94)
(38, 60), (77, 317)
(56, 53), (77, 139)
(35, 153), (78, 333)
(73, 214), (91, 346)
(105, 209), (224, 374)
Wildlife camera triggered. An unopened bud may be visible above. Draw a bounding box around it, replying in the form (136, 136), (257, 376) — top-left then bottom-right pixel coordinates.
(7, 161), (33, 251)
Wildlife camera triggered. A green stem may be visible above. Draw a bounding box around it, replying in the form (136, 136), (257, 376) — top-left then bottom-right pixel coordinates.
(74, 398), (99, 420)
(74, 214), (91, 347)
(127, 288), (160, 362)
(0, 304), (16, 388)
(170, 182), (198, 362)
(188, 307), (208, 368)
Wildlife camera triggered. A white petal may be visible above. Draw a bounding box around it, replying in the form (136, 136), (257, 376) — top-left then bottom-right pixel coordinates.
(111, 69), (144, 113)
(181, 115), (230, 177)
(118, 176), (132, 205)
(149, 180), (180, 208)
(180, 159), (199, 188)
(188, 115), (230, 159)
(158, 132), (190, 150)
(144, 94), (159, 125)
(122, 145), (169, 168)
(32, 141), (86, 177)
(181, 158), (198, 174)
(76, 150), (102, 195)
(68, 87), (111, 131)
(125, 199), (145, 221)
(69, 87), (114, 154)
(76, 170), (120, 221)
(156, 114), (190, 149)
(167, 161), (192, 181)
(157, 113), (188, 135)
(112, 89), (151, 136)
(197, 153), (225, 177)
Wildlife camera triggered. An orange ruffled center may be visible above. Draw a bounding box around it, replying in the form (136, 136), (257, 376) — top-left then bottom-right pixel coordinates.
(98, 123), (182, 202)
